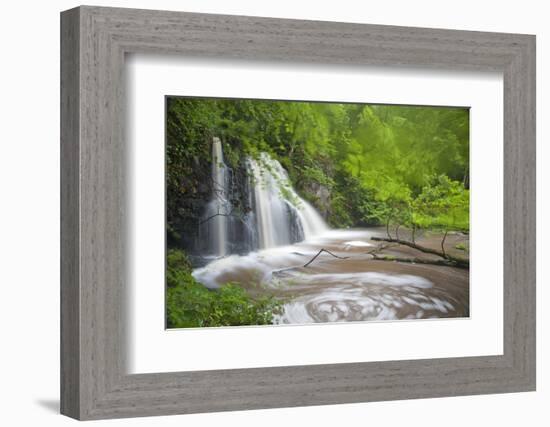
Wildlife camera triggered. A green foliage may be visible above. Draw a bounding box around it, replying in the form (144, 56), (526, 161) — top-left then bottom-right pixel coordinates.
(166, 97), (470, 238)
(166, 250), (282, 328)
(412, 175), (469, 232)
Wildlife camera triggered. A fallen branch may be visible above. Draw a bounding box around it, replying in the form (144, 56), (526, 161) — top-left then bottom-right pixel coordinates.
(369, 253), (463, 268)
(303, 249), (349, 267)
(371, 236), (469, 268)
(367, 242), (397, 255)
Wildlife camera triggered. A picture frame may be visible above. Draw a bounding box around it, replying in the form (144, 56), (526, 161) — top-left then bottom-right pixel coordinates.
(60, 5), (536, 420)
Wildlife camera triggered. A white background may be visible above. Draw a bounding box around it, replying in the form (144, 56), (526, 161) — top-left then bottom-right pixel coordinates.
(128, 57), (503, 373)
(0, 0), (546, 426)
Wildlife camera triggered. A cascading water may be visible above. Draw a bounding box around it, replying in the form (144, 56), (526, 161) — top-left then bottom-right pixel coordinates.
(204, 137), (230, 256)
(202, 139), (328, 256)
(246, 153), (328, 249)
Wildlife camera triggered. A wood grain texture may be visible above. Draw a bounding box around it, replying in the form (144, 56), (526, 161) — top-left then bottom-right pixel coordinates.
(60, 7), (80, 419)
(60, 5), (536, 420)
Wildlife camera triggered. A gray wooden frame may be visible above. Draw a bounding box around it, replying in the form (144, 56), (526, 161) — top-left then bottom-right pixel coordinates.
(60, 5), (536, 420)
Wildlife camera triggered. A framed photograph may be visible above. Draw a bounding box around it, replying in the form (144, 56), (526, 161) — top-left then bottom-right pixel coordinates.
(164, 97), (470, 329)
(61, 6), (536, 420)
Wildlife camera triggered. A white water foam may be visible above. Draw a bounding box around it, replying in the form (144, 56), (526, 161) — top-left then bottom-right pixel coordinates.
(247, 152), (328, 248)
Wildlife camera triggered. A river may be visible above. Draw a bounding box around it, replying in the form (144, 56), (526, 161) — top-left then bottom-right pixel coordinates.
(193, 227), (469, 324)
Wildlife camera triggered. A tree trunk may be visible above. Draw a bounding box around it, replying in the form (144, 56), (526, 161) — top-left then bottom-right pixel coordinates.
(371, 236), (469, 268)
(441, 230), (448, 257)
(369, 253), (467, 268)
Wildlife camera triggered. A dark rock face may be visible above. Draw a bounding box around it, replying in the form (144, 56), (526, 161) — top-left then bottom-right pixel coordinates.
(287, 204), (306, 244)
(174, 159), (257, 258)
(166, 155), (211, 253)
(226, 164), (258, 255)
(303, 181), (332, 220)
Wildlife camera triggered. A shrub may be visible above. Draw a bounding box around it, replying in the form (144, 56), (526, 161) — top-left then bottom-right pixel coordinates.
(166, 249), (282, 328)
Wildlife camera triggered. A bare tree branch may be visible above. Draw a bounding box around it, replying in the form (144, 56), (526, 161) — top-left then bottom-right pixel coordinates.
(303, 249), (350, 268)
(199, 204), (248, 226)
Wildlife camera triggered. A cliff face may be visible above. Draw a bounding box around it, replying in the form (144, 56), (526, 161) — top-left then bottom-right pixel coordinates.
(314, 183), (332, 220)
(166, 153), (211, 253)
(301, 180), (332, 220)
(225, 162), (258, 255)
(170, 158), (256, 261)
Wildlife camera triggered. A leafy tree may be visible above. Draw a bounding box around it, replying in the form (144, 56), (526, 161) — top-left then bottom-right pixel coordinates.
(412, 175), (469, 254)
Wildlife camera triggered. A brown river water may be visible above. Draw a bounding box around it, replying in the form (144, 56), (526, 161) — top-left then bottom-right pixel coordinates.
(192, 228), (470, 324)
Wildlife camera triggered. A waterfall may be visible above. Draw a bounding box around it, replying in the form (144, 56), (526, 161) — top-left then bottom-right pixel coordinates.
(247, 153), (328, 249)
(247, 158), (292, 248)
(203, 140), (328, 256)
(204, 137), (229, 256)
